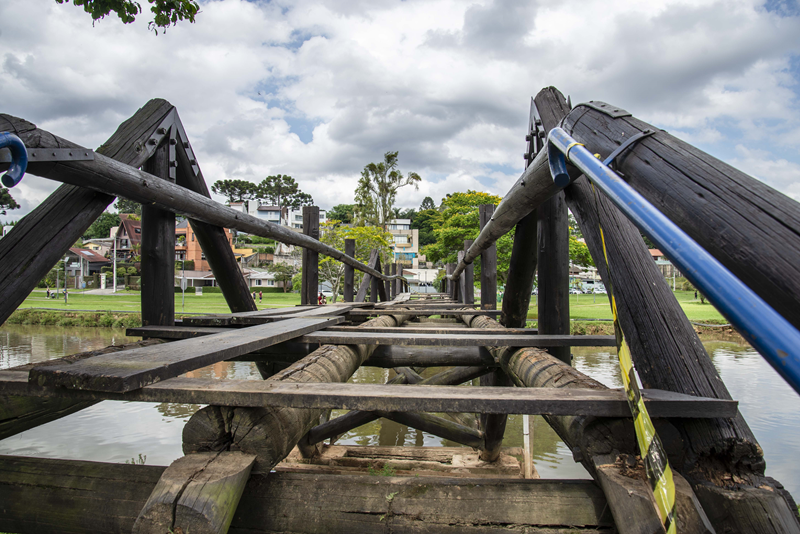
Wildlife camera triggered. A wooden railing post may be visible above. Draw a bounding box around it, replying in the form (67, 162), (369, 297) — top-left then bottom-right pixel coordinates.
(464, 240), (475, 305)
(457, 251), (466, 303)
(384, 263), (391, 300)
(500, 211), (538, 328)
(445, 264), (454, 299)
(390, 263), (397, 298)
(343, 239), (355, 302)
(141, 135), (175, 327)
(370, 253), (380, 303)
(301, 206), (319, 305)
(479, 205), (497, 310)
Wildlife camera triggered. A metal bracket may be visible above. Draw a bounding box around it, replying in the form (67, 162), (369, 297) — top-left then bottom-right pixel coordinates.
(0, 147), (94, 163)
(577, 101), (631, 118)
(602, 129), (654, 168)
(524, 97), (546, 166)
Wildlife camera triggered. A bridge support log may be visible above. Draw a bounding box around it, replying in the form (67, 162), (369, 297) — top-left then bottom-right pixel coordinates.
(500, 211), (537, 328)
(133, 452), (255, 534)
(461, 312), (714, 534)
(536, 86), (800, 533)
(182, 310), (411, 470)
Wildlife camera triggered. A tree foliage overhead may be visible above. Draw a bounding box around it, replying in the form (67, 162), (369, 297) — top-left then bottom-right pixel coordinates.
(419, 196), (436, 211)
(318, 222), (392, 303)
(411, 208), (438, 247)
(55, 0), (199, 33)
(257, 175), (313, 216)
(355, 151), (420, 228)
(211, 179), (258, 204)
(422, 190), (514, 283)
(0, 187), (20, 216)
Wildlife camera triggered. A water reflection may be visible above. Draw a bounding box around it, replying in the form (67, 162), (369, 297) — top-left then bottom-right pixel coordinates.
(0, 325), (797, 499)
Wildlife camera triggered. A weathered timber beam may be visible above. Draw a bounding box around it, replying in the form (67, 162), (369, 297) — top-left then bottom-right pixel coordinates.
(0, 115), (403, 284)
(560, 99), (800, 333)
(0, 102), (173, 326)
(460, 311), (714, 533)
(141, 136), (175, 327)
(479, 205), (498, 310)
(0, 371), (737, 418)
(537, 191), (571, 364)
(500, 210), (537, 328)
(343, 238), (355, 302)
(133, 452), (255, 534)
(305, 365), (489, 446)
(0, 455), (614, 533)
(355, 249), (379, 302)
(301, 206), (320, 306)
(375, 410), (484, 448)
(182, 310), (412, 469)
(536, 86), (800, 532)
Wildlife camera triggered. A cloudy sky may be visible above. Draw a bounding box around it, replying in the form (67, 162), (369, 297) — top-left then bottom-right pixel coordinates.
(2, 0), (800, 220)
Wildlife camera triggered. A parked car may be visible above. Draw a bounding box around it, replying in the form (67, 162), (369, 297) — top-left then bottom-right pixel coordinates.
(569, 288), (583, 294)
(531, 288), (538, 295)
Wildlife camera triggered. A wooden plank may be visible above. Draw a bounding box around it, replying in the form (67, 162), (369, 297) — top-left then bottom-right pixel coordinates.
(0, 372), (738, 418)
(28, 316), (343, 393)
(181, 306), (318, 326)
(325, 326), (539, 335)
(297, 331), (616, 347)
(141, 136), (175, 327)
(0, 455), (613, 533)
(347, 309), (501, 316)
(133, 452), (255, 534)
(479, 204), (498, 311)
(343, 238), (355, 302)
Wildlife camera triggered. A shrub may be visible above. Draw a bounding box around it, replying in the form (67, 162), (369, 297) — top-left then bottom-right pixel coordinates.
(197, 286), (222, 293)
(40, 312), (61, 326)
(57, 317), (78, 327)
(98, 313), (115, 327)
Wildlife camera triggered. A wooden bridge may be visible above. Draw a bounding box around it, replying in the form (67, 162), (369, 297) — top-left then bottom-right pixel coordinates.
(0, 86), (799, 533)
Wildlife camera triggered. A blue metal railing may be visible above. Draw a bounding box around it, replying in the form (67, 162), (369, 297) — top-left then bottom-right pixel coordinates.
(0, 132), (28, 188)
(548, 126), (800, 396)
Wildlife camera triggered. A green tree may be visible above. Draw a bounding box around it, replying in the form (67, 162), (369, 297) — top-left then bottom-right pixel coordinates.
(328, 204), (355, 225)
(266, 262), (298, 293)
(569, 235), (594, 267)
(0, 187), (20, 216)
(318, 222), (392, 303)
(211, 179), (258, 204)
(355, 151), (420, 228)
(420, 196), (436, 211)
(422, 191), (514, 283)
(115, 197), (142, 216)
(54, 0), (199, 33)
(411, 209), (439, 247)
(257, 175), (314, 223)
(84, 212), (121, 240)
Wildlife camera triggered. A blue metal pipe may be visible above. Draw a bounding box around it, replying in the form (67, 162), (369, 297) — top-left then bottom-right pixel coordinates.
(548, 126), (800, 396)
(0, 132), (28, 188)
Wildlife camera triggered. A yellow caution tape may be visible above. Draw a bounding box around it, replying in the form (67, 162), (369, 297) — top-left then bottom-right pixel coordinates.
(593, 182), (677, 534)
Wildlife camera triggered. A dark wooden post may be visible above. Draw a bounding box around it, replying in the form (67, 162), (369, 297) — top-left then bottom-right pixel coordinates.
(456, 250), (467, 304)
(537, 192), (571, 364)
(536, 86), (799, 532)
(141, 137), (175, 327)
(464, 240), (475, 305)
(343, 239), (355, 302)
(500, 211), (538, 328)
(384, 264), (391, 300)
(479, 205), (497, 310)
(370, 256), (380, 303)
(301, 206), (319, 305)
(445, 264), (454, 299)
(390, 263), (397, 298)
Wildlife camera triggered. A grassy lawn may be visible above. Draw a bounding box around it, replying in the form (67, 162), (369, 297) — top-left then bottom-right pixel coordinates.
(17, 289), (726, 323)
(18, 289), (302, 315)
(524, 289), (726, 323)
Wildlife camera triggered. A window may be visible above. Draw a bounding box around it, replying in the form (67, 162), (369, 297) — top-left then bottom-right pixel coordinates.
(256, 280), (262, 286)
(267, 280), (274, 286)
(393, 235), (408, 244)
(191, 234), (195, 241)
(135, 228), (141, 234)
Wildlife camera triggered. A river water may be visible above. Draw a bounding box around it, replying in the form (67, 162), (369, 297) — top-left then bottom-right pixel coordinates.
(0, 325), (797, 498)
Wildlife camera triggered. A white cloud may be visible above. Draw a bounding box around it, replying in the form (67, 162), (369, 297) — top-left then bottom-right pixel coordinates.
(2, 0), (800, 222)
(731, 144), (800, 201)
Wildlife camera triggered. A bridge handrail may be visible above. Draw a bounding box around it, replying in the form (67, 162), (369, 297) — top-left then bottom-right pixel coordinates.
(548, 126), (800, 396)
